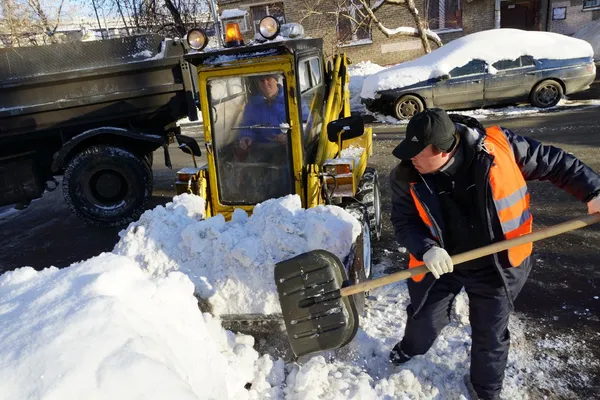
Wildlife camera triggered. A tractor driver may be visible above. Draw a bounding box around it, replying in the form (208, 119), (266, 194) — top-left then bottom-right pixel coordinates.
(237, 74), (288, 152)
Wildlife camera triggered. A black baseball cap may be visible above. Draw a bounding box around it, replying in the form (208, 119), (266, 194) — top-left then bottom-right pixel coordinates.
(392, 108), (457, 160)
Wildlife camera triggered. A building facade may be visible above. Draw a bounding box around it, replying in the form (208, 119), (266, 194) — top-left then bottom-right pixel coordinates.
(218, 0), (496, 65)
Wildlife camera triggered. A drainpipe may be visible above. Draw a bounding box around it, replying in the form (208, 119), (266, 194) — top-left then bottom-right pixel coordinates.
(495, 0), (502, 29)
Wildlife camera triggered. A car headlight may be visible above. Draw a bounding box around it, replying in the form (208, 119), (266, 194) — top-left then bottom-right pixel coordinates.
(186, 28), (208, 51)
(374, 93), (382, 99)
(259, 16), (280, 40)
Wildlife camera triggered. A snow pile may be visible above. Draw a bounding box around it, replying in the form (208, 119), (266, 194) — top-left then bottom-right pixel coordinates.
(361, 28), (594, 99)
(221, 9), (248, 19)
(348, 61), (386, 112)
(114, 194), (361, 316)
(0, 253), (280, 400)
(0, 195), (596, 399)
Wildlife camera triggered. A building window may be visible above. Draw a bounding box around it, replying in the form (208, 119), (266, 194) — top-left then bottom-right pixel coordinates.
(250, 3), (286, 33)
(427, 0), (462, 31)
(583, 0), (600, 9)
(337, 0), (372, 45)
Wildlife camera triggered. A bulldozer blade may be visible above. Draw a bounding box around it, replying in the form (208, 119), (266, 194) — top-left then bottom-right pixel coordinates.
(274, 249), (358, 357)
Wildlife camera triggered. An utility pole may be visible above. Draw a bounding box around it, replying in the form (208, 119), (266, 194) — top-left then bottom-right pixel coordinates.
(208, 0), (223, 47)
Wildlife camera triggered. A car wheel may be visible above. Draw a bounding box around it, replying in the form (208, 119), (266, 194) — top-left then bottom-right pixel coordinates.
(530, 80), (563, 108)
(394, 95), (424, 120)
(63, 145), (153, 227)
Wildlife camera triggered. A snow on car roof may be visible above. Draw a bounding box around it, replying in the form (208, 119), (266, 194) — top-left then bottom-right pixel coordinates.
(361, 28), (594, 99)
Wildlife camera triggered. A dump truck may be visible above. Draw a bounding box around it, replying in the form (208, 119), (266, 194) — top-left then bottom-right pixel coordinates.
(173, 19), (382, 350)
(0, 35), (199, 227)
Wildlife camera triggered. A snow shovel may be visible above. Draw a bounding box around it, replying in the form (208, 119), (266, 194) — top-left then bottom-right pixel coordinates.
(274, 213), (600, 357)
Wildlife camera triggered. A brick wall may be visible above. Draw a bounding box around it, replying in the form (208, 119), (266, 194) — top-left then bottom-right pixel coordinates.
(548, 0), (600, 35)
(218, 0), (497, 66)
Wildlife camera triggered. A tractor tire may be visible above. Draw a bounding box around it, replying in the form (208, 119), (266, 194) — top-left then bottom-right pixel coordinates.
(356, 167), (382, 241)
(530, 80), (563, 108)
(63, 145), (153, 227)
(394, 94), (424, 120)
(342, 203), (372, 316)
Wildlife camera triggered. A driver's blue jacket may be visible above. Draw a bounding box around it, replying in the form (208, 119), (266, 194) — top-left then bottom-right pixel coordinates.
(239, 87), (310, 143)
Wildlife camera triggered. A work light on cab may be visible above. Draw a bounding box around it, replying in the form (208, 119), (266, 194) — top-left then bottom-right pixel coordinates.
(259, 16), (280, 40)
(225, 23), (244, 47)
(186, 28), (208, 51)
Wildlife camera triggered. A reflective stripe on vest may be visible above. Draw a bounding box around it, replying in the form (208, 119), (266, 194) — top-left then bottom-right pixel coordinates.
(406, 126), (533, 282)
(485, 125), (533, 267)
(407, 185), (437, 282)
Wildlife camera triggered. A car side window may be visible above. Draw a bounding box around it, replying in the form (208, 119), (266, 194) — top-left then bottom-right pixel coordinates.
(492, 58), (521, 71)
(449, 60), (485, 77)
(519, 56), (535, 67)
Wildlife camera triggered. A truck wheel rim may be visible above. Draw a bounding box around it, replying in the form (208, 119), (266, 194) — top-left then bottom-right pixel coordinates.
(88, 169), (127, 205)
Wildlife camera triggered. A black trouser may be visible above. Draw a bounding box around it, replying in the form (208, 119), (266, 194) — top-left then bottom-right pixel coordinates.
(399, 267), (510, 400)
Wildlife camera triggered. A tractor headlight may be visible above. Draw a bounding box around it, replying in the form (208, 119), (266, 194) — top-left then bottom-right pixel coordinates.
(259, 16), (280, 40)
(186, 28), (208, 51)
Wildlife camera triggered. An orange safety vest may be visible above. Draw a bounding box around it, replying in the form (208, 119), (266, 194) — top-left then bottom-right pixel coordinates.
(408, 126), (533, 282)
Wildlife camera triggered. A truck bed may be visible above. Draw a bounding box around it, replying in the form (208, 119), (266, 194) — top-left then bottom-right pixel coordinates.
(0, 35), (197, 149)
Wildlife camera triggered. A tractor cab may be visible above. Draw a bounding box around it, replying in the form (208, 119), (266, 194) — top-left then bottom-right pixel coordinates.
(175, 18), (380, 242)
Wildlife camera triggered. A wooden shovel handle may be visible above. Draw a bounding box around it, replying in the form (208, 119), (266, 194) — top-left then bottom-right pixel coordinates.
(341, 213), (600, 297)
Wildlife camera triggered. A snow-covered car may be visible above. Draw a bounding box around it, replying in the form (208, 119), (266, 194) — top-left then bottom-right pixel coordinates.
(361, 29), (596, 120)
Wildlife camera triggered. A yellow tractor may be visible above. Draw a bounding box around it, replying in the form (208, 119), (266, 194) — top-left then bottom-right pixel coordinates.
(173, 19), (382, 329)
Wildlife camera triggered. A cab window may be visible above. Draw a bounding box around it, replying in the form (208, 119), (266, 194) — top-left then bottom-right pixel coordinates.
(206, 72), (294, 205)
(298, 57), (325, 162)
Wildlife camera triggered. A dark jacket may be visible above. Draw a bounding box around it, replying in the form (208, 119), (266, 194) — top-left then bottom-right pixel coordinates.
(390, 124), (600, 315)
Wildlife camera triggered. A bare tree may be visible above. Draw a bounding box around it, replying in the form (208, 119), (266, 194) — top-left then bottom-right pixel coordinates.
(300, 0), (442, 54)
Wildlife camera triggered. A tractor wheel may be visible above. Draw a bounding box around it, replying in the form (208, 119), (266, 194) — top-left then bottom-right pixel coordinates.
(394, 94), (424, 120)
(530, 80), (563, 108)
(342, 203), (372, 316)
(356, 167), (382, 241)
(63, 145), (153, 227)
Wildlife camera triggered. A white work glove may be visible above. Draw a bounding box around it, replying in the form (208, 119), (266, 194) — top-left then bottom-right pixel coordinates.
(587, 195), (600, 214)
(422, 247), (454, 279)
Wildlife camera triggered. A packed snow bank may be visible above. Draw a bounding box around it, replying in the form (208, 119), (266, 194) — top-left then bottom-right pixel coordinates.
(361, 28), (594, 99)
(1, 195), (595, 399)
(114, 194), (361, 316)
(0, 253), (279, 400)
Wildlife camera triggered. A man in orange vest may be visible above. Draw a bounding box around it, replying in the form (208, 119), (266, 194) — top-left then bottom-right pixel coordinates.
(388, 108), (600, 400)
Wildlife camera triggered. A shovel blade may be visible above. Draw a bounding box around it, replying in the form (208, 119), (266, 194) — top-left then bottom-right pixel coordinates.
(275, 249), (358, 357)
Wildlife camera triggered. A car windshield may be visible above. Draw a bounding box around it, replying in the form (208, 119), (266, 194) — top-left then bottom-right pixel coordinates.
(207, 72), (294, 205)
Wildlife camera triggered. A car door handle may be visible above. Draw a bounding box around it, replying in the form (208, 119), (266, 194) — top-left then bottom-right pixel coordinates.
(472, 80), (481, 83)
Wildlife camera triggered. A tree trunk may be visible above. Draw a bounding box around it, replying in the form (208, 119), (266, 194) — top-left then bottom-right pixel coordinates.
(405, 0), (431, 53)
(163, 0), (187, 36)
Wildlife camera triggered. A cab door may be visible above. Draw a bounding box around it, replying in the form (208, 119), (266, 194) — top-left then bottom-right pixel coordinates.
(197, 57), (303, 219)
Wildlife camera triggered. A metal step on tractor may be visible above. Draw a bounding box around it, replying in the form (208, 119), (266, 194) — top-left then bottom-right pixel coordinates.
(172, 18), (382, 354)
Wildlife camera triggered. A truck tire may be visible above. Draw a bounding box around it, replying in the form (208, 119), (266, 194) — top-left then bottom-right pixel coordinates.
(63, 145), (153, 227)
(356, 167), (382, 241)
(342, 203), (372, 316)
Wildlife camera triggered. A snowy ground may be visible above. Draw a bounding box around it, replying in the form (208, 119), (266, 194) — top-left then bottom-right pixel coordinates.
(1, 195), (596, 399)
